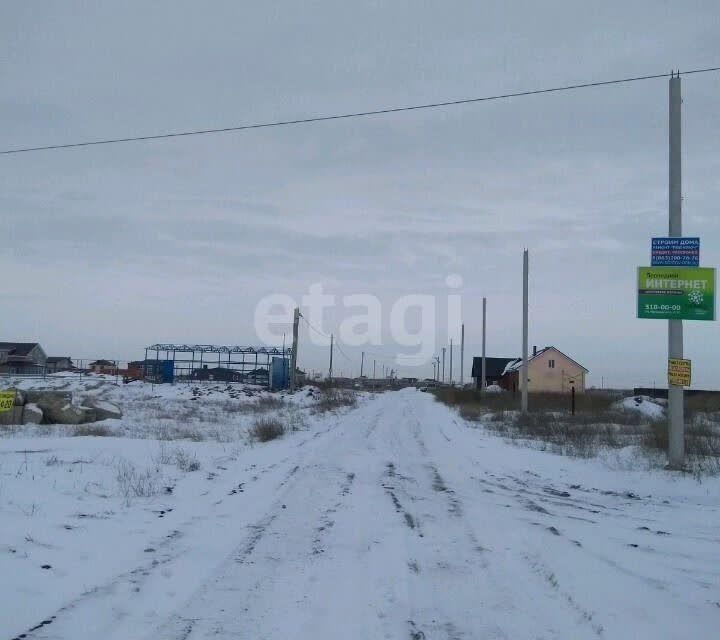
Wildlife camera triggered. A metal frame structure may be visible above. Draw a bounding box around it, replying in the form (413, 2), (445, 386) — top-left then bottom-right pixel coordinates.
(143, 344), (291, 386)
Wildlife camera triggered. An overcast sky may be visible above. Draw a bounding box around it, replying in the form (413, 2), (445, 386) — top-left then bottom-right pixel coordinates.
(2, 1), (719, 387)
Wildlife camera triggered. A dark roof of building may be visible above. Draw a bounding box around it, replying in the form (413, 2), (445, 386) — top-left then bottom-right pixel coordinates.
(0, 342), (40, 356)
(46, 356), (72, 363)
(89, 359), (115, 366)
(471, 357), (517, 379)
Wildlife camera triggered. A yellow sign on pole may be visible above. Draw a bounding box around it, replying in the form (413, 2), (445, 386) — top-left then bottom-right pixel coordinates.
(668, 358), (691, 387)
(0, 390), (17, 413)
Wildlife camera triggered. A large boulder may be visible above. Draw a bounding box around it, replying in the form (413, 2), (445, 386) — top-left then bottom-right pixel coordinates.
(33, 394), (95, 424)
(81, 398), (122, 420)
(52, 404), (95, 425)
(24, 390), (72, 405)
(22, 403), (43, 425)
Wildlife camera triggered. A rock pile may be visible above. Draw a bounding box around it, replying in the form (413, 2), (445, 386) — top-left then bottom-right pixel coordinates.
(0, 389), (123, 426)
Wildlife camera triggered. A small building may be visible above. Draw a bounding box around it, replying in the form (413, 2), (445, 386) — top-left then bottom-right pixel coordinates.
(471, 357), (517, 390)
(88, 359), (117, 375)
(0, 342), (47, 375)
(500, 346), (588, 394)
(46, 357), (74, 373)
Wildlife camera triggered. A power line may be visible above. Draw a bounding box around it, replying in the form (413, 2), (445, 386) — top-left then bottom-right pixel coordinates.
(333, 342), (354, 364)
(301, 316), (330, 339)
(2, 66), (718, 156)
(300, 316), (355, 364)
(300, 316), (393, 368)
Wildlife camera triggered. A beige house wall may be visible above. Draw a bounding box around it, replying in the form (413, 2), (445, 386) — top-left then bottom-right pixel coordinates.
(527, 348), (586, 393)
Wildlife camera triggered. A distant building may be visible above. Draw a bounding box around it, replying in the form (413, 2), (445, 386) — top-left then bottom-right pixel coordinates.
(46, 357), (74, 373)
(0, 342), (47, 375)
(191, 366), (244, 382)
(128, 359), (157, 379)
(88, 359), (117, 374)
(127, 359), (173, 382)
(471, 357), (516, 390)
(500, 346), (588, 394)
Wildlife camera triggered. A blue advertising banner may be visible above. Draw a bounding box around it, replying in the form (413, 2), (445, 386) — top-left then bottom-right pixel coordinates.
(651, 237), (699, 267)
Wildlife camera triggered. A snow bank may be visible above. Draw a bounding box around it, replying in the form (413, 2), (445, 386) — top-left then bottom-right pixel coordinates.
(620, 395), (665, 420)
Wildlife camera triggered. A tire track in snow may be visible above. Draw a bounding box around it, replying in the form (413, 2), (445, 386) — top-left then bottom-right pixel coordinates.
(311, 471), (355, 556)
(151, 461), (361, 639)
(11, 449), (311, 640)
(381, 405), (490, 639)
(9, 527), (190, 640)
(521, 552), (605, 637)
(382, 462), (424, 537)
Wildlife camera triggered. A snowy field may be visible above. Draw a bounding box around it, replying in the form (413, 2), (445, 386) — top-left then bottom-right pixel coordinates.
(1, 379), (719, 639)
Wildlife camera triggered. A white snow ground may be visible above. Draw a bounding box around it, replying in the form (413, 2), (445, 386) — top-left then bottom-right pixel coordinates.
(1, 384), (719, 639)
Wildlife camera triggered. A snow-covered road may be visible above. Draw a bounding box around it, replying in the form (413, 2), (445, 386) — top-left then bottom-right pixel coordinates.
(8, 389), (720, 639)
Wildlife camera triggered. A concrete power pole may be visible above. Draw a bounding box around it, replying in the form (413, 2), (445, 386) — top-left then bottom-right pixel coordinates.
(460, 323), (465, 386)
(668, 72), (685, 469)
(481, 297), (487, 396)
(328, 333), (334, 382)
(360, 351), (364, 379)
(442, 347), (446, 384)
(521, 250), (529, 413)
(449, 338), (453, 385)
(290, 307), (299, 391)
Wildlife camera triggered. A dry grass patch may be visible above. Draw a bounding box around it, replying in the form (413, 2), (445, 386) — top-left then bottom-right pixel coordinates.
(438, 387), (720, 474)
(172, 447), (201, 472)
(71, 424), (112, 437)
(115, 459), (159, 504)
(250, 417), (286, 442)
(313, 388), (357, 413)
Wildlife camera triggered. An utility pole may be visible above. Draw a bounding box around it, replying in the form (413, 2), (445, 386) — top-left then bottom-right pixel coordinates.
(432, 360), (436, 381)
(460, 323), (465, 387)
(442, 347), (446, 384)
(329, 333), (334, 382)
(481, 297), (487, 396)
(521, 249), (529, 413)
(668, 72), (685, 469)
(360, 351), (364, 379)
(449, 338), (453, 385)
(373, 359), (376, 380)
(290, 308), (299, 391)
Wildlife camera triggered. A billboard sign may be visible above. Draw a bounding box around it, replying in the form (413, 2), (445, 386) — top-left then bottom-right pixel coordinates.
(637, 266), (716, 320)
(651, 237), (699, 267)
(0, 390), (16, 413)
(668, 358), (691, 387)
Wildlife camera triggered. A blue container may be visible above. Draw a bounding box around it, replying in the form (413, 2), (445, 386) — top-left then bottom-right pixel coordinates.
(161, 360), (175, 384)
(270, 357), (289, 389)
